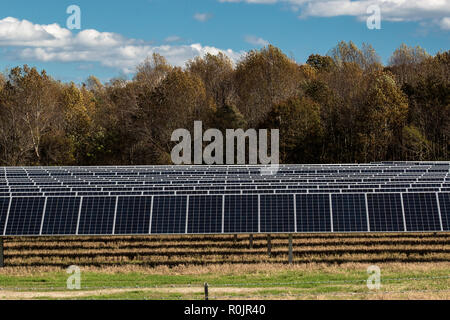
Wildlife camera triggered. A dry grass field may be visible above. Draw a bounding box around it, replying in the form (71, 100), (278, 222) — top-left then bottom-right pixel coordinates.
(2, 233), (450, 266)
(0, 233), (449, 299)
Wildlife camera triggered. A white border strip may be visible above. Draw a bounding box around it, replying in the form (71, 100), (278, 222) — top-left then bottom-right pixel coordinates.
(185, 195), (189, 234)
(365, 193), (370, 232)
(112, 196), (118, 235)
(3, 197), (12, 236)
(221, 195), (225, 234)
(436, 192), (443, 231)
(76, 197), (83, 235)
(329, 194), (334, 232)
(148, 196), (154, 234)
(39, 197), (48, 235)
(257, 194), (261, 233)
(400, 193), (407, 232)
(293, 194), (297, 233)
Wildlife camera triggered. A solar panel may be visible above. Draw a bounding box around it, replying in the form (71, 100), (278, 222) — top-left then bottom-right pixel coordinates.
(151, 196), (186, 234)
(331, 194), (368, 232)
(224, 195), (258, 233)
(5, 197), (45, 235)
(42, 197), (80, 235)
(0, 163), (448, 236)
(0, 197), (10, 235)
(115, 196), (152, 234)
(403, 193), (441, 232)
(260, 194), (295, 233)
(188, 195), (222, 234)
(438, 193), (450, 231)
(78, 197), (116, 235)
(296, 194), (331, 232)
(367, 193), (404, 232)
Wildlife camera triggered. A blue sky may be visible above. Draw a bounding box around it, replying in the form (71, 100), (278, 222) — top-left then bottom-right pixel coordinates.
(0, 0), (449, 83)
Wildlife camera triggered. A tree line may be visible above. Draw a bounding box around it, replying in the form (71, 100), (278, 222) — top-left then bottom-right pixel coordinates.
(0, 41), (448, 166)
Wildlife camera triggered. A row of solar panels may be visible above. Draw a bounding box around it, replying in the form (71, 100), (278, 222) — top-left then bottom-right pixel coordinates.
(8, 179), (441, 184)
(2, 181), (448, 188)
(1, 168), (447, 179)
(0, 192), (448, 236)
(2, 172), (448, 179)
(0, 188), (449, 197)
(0, 174), (450, 185)
(2, 173), (449, 179)
(1, 181), (449, 192)
(1, 183), (448, 190)
(3, 171), (446, 177)
(1, 169), (448, 176)
(2, 180), (449, 187)
(1, 164), (448, 176)
(1, 162), (448, 169)
(4, 173), (447, 178)
(2, 182), (448, 188)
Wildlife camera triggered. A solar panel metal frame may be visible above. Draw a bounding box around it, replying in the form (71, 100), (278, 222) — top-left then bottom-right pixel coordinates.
(0, 192), (449, 236)
(0, 161), (449, 237)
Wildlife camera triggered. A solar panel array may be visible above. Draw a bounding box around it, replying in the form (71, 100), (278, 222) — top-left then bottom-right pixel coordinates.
(0, 162), (449, 236)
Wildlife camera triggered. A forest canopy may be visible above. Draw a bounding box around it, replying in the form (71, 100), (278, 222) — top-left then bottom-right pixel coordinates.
(0, 41), (448, 166)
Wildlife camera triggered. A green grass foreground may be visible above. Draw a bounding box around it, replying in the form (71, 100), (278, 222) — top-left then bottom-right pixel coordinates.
(0, 263), (449, 300)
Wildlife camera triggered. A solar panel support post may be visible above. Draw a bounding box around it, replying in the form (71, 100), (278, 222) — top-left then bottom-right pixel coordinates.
(267, 234), (272, 257)
(0, 237), (4, 268)
(288, 234), (293, 264)
(249, 234), (253, 249)
(204, 282), (209, 301)
(233, 234), (237, 244)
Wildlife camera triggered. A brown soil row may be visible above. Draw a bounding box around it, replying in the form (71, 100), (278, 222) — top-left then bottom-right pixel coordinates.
(5, 247), (450, 258)
(5, 239), (449, 250)
(2, 233), (449, 267)
(5, 233), (449, 245)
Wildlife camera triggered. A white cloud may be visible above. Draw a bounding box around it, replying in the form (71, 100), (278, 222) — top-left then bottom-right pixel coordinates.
(193, 13), (213, 22)
(244, 35), (269, 46)
(0, 17), (242, 74)
(219, 0), (450, 30)
(439, 17), (450, 30)
(164, 35), (183, 43)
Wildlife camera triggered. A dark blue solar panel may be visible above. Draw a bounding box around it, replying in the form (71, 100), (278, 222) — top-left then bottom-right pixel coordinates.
(224, 195), (258, 233)
(78, 197), (116, 235)
(0, 197), (10, 235)
(296, 194), (331, 232)
(438, 193), (450, 231)
(260, 194), (295, 233)
(115, 196), (152, 234)
(188, 195), (222, 234)
(367, 193), (404, 232)
(151, 196), (187, 234)
(403, 193), (441, 231)
(42, 197), (80, 235)
(331, 194), (368, 232)
(5, 197), (45, 235)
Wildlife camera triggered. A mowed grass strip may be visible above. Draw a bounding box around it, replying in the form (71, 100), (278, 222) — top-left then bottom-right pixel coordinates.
(0, 233), (449, 299)
(0, 262), (449, 300)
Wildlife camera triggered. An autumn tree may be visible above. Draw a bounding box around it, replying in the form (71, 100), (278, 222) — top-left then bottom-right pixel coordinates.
(138, 68), (214, 163)
(134, 53), (172, 90)
(330, 41), (381, 71)
(234, 45), (303, 127)
(306, 54), (334, 72)
(213, 104), (247, 132)
(0, 65), (62, 165)
(187, 52), (234, 108)
(388, 43), (430, 85)
(358, 70), (409, 161)
(0, 44), (447, 166)
(400, 51), (449, 160)
(262, 96), (323, 163)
